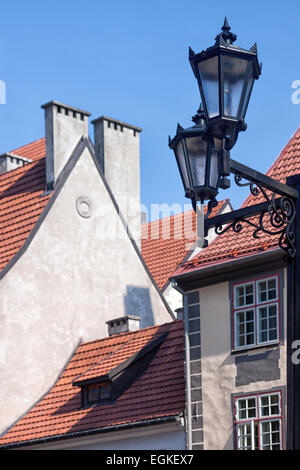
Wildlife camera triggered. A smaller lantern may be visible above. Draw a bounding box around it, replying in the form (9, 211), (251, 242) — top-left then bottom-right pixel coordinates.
(169, 107), (220, 202)
(189, 18), (261, 150)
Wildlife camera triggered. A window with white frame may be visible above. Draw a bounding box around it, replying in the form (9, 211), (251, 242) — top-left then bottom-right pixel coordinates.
(235, 392), (283, 450)
(232, 275), (280, 350)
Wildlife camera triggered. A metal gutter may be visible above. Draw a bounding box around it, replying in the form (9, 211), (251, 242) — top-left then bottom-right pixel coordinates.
(183, 293), (192, 450)
(0, 415), (182, 450)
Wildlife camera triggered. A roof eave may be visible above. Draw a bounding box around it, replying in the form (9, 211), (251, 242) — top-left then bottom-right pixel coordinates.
(171, 248), (285, 291)
(0, 415), (183, 450)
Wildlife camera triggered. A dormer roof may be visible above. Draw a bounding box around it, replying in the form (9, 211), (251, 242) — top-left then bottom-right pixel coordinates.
(0, 320), (184, 448)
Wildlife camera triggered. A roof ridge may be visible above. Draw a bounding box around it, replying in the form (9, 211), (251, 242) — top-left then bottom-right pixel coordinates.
(76, 320), (181, 349)
(10, 137), (45, 155)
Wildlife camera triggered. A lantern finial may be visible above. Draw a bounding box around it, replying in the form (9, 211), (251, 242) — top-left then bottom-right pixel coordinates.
(215, 17), (237, 45)
(222, 17), (230, 31)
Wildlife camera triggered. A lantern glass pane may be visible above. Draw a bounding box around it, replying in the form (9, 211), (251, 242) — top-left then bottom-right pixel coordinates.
(209, 148), (219, 188)
(175, 140), (189, 189)
(185, 136), (207, 187)
(222, 55), (249, 118)
(198, 56), (219, 118)
(240, 62), (254, 119)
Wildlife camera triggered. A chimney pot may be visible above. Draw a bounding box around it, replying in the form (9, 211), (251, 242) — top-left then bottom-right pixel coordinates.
(106, 315), (141, 336)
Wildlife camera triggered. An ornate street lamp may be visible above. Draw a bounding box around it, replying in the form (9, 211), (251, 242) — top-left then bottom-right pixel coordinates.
(170, 18), (300, 450)
(168, 106), (220, 203)
(189, 18), (261, 150)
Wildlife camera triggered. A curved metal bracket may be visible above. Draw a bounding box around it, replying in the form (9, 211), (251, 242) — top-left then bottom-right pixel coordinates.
(204, 159), (298, 259)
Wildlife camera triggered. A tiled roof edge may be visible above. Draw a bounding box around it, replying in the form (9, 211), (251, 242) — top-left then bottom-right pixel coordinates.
(0, 415), (181, 449)
(172, 246), (282, 285)
(0, 138), (90, 281)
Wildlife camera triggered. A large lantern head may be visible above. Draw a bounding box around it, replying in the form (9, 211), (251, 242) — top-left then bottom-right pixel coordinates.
(168, 106), (220, 202)
(189, 18), (261, 150)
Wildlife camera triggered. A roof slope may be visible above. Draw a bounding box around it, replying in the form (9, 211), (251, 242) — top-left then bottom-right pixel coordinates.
(141, 200), (229, 289)
(174, 127), (300, 277)
(0, 138), (50, 273)
(0, 320), (184, 448)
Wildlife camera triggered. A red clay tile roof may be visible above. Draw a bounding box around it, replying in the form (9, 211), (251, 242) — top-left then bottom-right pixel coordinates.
(141, 200), (230, 290)
(0, 320), (184, 447)
(174, 127), (300, 277)
(0, 138), (50, 273)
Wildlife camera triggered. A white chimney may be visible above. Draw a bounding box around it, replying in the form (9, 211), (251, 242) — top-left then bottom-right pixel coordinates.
(0, 153), (32, 174)
(106, 315), (141, 336)
(92, 116), (142, 247)
(41, 101), (91, 190)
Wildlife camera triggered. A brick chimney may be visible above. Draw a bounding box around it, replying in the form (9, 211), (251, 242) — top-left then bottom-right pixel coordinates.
(92, 116), (142, 247)
(41, 101), (91, 191)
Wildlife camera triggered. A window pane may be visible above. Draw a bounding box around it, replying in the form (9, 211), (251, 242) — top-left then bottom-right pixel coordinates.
(87, 387), (99, 403)
(259, 394), (280, 417)
(175, 140), (189, 189)
(260, 420), (281, 450)
(198, 56), (219, 118)
(258, 278), (277, 303)
(222, 55), (249, 118)
(237, 397), (257, 420)
(100, 384), (112, 399)
(236, 310), (255, 348)
(268, 279), (277, 299)
(235, 283), (254, 307)
(237, 423), (252, 450)
(185, 137), (207, 187)
(258, 305), (278, 343)
(240, 62), (254, 119)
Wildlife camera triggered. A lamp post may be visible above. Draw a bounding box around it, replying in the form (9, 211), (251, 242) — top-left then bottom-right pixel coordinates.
(169, 18), (300, 450)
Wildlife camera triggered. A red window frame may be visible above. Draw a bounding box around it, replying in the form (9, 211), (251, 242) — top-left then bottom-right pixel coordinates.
(233, 390), (284, 450)
(232, 273), (281, 351)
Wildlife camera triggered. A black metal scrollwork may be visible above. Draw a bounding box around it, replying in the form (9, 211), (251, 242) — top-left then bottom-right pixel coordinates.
(206, 197), (218, 218)
(215, 172), (296, 258)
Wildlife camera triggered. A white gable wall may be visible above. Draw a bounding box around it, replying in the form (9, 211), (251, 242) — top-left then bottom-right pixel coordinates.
(0, 145), (173, 433)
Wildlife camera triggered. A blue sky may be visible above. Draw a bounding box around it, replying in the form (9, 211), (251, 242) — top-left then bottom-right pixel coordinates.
(0, 0), (300, 217)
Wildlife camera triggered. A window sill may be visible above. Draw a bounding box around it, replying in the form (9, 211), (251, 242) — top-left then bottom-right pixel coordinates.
(231, 341), (281, 355)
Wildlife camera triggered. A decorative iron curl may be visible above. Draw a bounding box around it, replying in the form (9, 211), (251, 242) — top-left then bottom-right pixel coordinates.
(215, 219), (243, 236)
(229, 171), (296, 258)
(214, 193), (296, 258)
(234, 173), (259, 196)
(206, 197), (218, 218)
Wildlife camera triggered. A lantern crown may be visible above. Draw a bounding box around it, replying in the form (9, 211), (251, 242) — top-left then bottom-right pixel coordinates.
(215, 17), (237, 46)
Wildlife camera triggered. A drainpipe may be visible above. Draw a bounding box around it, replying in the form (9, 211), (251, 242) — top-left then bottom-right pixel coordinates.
(172, 281), (192, 450)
